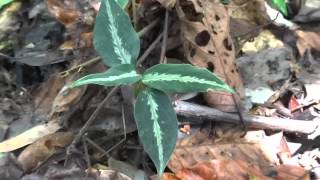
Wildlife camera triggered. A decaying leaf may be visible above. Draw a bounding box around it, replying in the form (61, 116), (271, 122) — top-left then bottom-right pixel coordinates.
(176, 0), (245, 112)
(0, 121), (61, 153)
(45, 0), (81, 27)
(296, 31), (320, 56)
(229, 0), (269, 25)
(17, 132), (74, 172)
(166, 160), (308, 180)
(32, 74), (86, 115)
(169, 139), (271, 173)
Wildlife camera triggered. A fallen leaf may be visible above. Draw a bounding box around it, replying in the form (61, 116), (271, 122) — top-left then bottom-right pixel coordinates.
(176, 0), (245, 112)
(175, 160), (271, 180)
(0, 121), (61, 153)
(45, 0), (81, 27)
(173, 160), (308, 180)
(229, 0), (269, 25)
(17, 132), (74, 172)
(296, 31), (320, 56)
(168, 127), (271, 172)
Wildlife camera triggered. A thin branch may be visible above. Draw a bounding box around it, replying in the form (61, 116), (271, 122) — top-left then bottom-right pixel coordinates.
(82, 134), (91, 170)
(136, 32), (163, 66)
(160, 10), (169, 64)
(138, 18), (160, 37)
(98, 104), (127, 158)
(86, 137), (110, 158)
(72, 86), (119, 145)
(132, 0), (138, 29)
(174, 100), (318, 134)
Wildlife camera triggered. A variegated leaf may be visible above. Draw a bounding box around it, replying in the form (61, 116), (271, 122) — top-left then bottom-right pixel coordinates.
(94, 0), (140, 67)
(69, 64), (141, 88)
(116, 0), (128, 8)
(142, 64), (234, 93)
(134, 88), (178, 176)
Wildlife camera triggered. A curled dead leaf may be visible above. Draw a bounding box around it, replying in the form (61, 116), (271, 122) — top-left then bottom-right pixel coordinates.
(17, 132), (74, 172)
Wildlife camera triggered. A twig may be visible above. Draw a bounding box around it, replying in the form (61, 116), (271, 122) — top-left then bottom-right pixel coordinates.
(0, 52), (15, 60)
(82, 133), (91, 170)
(160, 10), (169, 64)
(66, 86), (119, 163)
(174, 100), (318, 134)
(86, 137), (110, 158)
(59, 56), (101, 77)
(138, 18), (160, 37)
(132, 0), (138, 29)
(98, 104), (127, 158)
(136, 32), (164, 66)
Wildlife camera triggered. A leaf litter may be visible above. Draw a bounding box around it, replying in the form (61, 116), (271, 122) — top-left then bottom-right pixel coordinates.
(0, 0), (320, 179)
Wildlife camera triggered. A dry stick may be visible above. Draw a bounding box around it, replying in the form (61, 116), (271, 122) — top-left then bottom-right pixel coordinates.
(174, 100), (318, 134)
(160, 10), (169, 64)
(136, 32), (164, 66)
(65, 86), (120, 165)
(82, 134), (91, 170)
(86, 137), (110, 157)
(98, 104), (127, 158)
(59, 56), (101, 77)
(85, 105), (127, 159)
(132, 0), (138, 29)
(0, 52), (15, 60)
(138, 18), (160, 37)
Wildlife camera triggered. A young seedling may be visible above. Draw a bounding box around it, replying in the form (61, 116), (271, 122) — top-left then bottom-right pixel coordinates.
(69, 0), (234, 177)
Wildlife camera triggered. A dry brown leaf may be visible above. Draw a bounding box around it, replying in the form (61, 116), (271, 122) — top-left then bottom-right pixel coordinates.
(171, 160), (308, 180)
(161, 173), (183, 180)
(169, 127), (271, 172)
(176, 0), (245, 112)
(59, 32), (93, 50)
(45, 0), (81, 27)
(32, 75), (65, 116)
(176, 160), (272, 180)
(169, 142), (271, 173)
(276, 165), (309, 180)
(17, 132), (74, 172)
(296, 31), (320, 56)
(32, 74), (86, 116)
(0, 121), (61, 153)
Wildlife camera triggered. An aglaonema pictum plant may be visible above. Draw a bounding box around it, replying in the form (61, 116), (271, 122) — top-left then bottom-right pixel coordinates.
(69, 0), (234, 177)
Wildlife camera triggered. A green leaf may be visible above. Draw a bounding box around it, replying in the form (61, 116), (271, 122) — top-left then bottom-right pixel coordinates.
(219, 0), (229, 5)
(134, 88), (178, 176)
(271, 0), (288, 16)
(0, 0), (12, 9)
(116, 0), (128, 8)
(142, 64), (235, 93)
(94, 0), (140, 67)
(69, 64), (141, 88)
